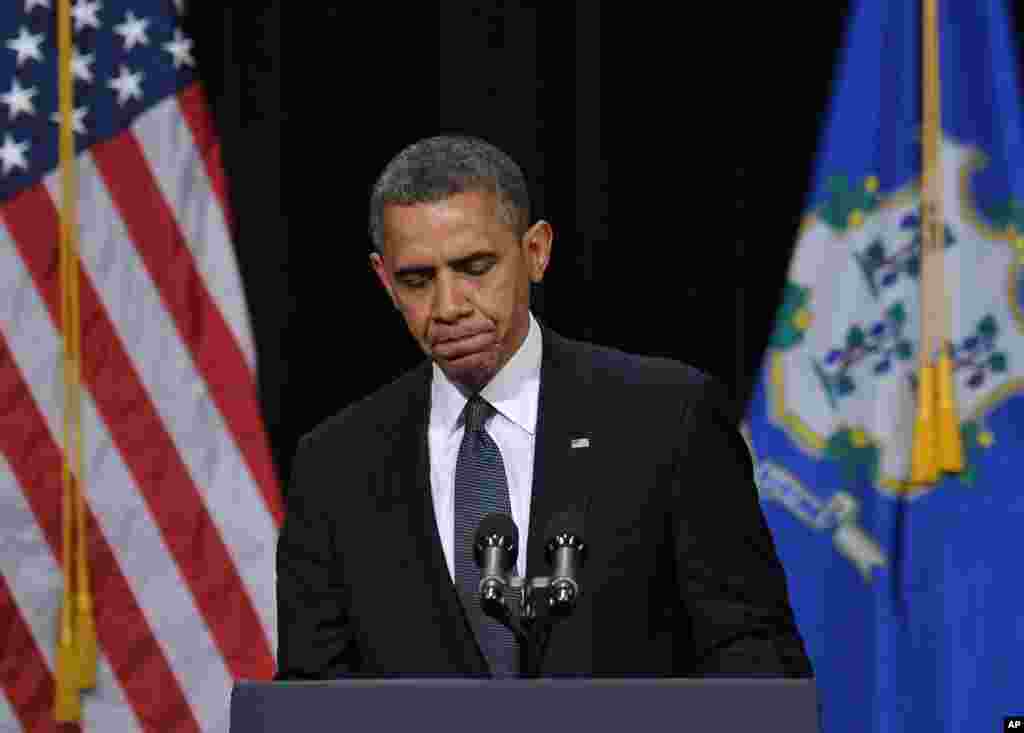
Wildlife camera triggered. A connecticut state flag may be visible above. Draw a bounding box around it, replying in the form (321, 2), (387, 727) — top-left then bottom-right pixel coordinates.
(745, 2), (1024, 732)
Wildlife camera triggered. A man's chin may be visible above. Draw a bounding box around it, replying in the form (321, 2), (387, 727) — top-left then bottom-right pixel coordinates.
(437, 352), (497, 392)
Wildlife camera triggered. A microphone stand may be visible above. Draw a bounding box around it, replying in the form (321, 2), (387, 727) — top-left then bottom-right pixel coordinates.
(475, 522), (585, 678)
(488, 574), (565, 678)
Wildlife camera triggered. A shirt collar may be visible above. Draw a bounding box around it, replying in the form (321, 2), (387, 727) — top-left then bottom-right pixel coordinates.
(431, 312), (542, 437)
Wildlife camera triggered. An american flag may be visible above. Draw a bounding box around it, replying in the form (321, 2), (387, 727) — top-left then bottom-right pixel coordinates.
(0, 1), (282, 731)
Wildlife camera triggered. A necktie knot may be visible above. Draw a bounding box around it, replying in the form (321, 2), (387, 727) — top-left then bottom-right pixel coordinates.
(463, 395), (494, 435)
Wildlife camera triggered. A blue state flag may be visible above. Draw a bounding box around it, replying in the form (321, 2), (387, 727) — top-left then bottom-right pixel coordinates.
(745, 2), (1024, 731)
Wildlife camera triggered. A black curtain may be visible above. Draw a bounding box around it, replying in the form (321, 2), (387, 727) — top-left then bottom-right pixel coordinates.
(184, 1), (1024, 490)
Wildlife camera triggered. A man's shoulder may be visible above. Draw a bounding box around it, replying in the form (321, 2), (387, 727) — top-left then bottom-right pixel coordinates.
(549, 328), (709, 389)
(299, 359), (431, 452)
(546, 327), (738, 421)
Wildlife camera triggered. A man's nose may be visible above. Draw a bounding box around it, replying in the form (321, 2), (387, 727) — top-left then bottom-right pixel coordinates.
(433, 271), (470, 321)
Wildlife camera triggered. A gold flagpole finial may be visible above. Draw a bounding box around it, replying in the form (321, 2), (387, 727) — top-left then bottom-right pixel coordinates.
(910, 365), (939, 484)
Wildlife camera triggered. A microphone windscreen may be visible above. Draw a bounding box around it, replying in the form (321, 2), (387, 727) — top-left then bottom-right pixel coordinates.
(474, 513), (519, 551)
(544, 508), (585, 544)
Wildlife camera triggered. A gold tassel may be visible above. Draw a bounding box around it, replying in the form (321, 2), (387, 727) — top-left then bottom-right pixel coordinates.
(910, 363), (940, 484)
(54, 595), (81, 722)
(74, 431), (95, 689)
(936, 344), (964, 473)
(75, 593), (97, 689)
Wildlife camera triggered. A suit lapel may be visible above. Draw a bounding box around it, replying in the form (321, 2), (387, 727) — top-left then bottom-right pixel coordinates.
(388, 361), (488, 674)
(526, 326), (595, 581)
(526, 326), (596, 674)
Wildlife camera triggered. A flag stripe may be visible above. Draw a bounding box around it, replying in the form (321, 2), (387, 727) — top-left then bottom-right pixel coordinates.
(41, 149), (277, 648)
(176, 83), (233, 234)
(0, 455), (139, 733)
(89, 128), (284, 527)
(0, 211), (239, 733)
(0, 573), (58, 733)
(1, 185), (275, 683)
(134, 86), (253, 370)
(0, 446), (60, 733)
(0, 687), (45, 733)
(0, 334), (197, 733)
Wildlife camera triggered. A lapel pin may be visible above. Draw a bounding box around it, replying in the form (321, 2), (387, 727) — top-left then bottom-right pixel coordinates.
(570, 437), (590, 449)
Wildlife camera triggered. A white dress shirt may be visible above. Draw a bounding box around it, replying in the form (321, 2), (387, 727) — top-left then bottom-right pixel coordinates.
(429, 312), (541, 583)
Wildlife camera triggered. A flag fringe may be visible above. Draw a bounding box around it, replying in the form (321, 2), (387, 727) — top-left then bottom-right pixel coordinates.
(936, 345), (964, 472)
(54, 602), (81, 722)
(910, 364), (940, 484)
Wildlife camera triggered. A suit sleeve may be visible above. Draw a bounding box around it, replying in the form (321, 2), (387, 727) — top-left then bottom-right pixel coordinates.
(671, 375), (813, 677)
(275, 433), (362, 679)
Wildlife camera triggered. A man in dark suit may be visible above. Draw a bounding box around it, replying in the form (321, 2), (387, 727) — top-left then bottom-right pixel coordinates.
(276, 136), (812, 679)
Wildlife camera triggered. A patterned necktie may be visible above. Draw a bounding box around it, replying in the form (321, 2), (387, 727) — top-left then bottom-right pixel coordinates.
(453, 395), (520, 676)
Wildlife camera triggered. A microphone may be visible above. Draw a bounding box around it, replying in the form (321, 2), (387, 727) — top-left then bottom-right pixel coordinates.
(543, 510), (587, 616)
(473, 513), (519, 617)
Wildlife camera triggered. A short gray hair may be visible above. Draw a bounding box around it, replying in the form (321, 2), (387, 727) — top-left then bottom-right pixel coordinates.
(369, 136), (531, 252)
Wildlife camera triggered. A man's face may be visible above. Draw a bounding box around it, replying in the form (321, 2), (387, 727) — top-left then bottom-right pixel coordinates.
(371, 189), (552, 392)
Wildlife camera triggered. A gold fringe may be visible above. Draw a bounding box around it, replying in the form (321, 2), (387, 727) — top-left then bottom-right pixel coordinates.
(54, 599), (81, 722)
(910, 364), (940, 485)
(936, 345), (964, 472)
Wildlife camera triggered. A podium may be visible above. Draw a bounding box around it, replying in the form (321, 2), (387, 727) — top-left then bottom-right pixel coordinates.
(230, 678), (821, 732)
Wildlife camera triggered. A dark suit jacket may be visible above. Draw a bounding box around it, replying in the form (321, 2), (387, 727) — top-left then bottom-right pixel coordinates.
(276, 325), (812, 678)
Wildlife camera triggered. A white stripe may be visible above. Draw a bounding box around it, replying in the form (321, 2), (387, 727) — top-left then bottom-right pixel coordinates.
(43, 154), (278, 648)
(0, 218), (231, 733)
(0, 452), (139, 732)
(131, 93), (257, 370)
(0, 452), (60, 673)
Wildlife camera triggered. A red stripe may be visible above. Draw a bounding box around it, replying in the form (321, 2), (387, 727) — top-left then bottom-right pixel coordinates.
(176, 83), (232, 228)
(92, 126), (284, 527)
(0, 573), (77, 733)
(1, 184), (276, 683)
(0, 332), (196, 732)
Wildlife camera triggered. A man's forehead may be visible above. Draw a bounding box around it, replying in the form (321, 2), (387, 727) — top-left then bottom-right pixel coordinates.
(381, 193), (506, 258)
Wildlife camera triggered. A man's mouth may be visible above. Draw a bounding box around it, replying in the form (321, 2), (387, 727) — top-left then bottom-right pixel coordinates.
(433, 331), (494, 359)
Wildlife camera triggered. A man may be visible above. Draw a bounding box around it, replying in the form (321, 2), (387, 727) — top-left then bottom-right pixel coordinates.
(276, 136), (812, 679)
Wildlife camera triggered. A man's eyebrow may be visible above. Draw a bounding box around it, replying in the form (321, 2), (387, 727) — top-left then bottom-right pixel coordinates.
(394, 251), (494, 278)
(394, 263), (435, 278)
(449, 251), (495, 268)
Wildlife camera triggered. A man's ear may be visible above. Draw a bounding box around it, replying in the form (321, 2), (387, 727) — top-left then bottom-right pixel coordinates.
(522, 220), (553, 283)
(370, 252), (400, 309)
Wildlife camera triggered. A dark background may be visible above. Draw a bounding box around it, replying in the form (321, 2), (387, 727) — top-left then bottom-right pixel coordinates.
(180, 1), (1024, 488)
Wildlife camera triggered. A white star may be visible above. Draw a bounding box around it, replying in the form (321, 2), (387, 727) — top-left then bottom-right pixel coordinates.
(71, 0), (102, 33)
(6, 27), (45, 67)
(0, 134), (30, 176)
(108, 64), (144, 105)
(162, 28), (194, 69)
(25, 0), (51, 11)
(113, 10), (149, 50)
(72, 46), (95, 83)
(50, 106), (89, 136)
(1, 79), (38, 119)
